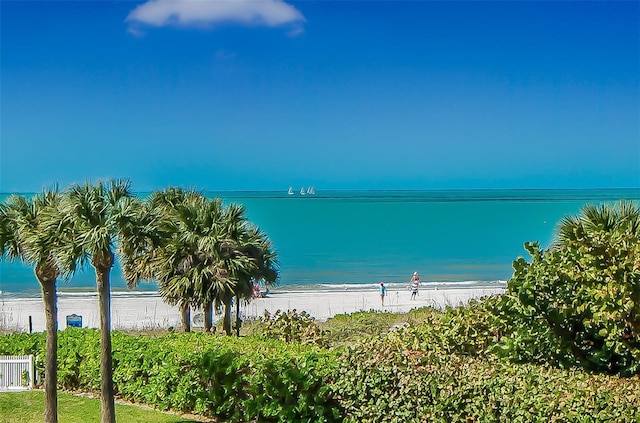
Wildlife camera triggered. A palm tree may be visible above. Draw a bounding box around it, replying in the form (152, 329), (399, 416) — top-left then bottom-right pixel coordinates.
(124, 188), (235, 333)
(215, 202), (250, 336)
(0, 190), (64, 423)
(217, 204), (279, 336)
(121, 187), (197, 331)
(122, 188), (278, 336)
(56, 180), (133, 423)
(553, 200), (640, 248)
(232, 225), (278, 336)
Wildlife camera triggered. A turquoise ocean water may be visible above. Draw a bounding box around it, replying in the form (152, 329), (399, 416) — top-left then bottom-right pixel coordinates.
(1, 188), (638, 297)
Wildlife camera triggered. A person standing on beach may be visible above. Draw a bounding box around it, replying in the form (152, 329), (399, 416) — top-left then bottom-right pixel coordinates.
(379, 282), (387, 306)
(409, 272), (420, 300)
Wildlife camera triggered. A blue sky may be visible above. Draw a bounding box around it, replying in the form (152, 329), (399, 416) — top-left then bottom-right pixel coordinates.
(1, 0), (638, 192)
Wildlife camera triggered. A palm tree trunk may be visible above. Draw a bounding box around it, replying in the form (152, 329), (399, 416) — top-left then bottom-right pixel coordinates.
(180, 302), (191, 332)
(203, 301), (213, 332)
(96, 268), (116, 423)
(235, 295), (241, 337)
(41, 278), (58, 423)
(223, 299), (231, 335)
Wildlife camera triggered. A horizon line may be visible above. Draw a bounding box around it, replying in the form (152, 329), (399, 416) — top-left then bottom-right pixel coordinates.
(2, 186), (639, 196)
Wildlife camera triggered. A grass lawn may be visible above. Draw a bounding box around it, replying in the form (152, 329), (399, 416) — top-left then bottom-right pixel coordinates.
(0, 390), (205, 423)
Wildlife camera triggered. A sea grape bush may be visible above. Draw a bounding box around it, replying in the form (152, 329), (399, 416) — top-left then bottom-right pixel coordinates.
(488, 293), (571, 366)
(390, 296), (506, 358)
(432, 297), (502, 356)
(333, 327), (640, 422)
(506, 230), (640, 375)
(258, 309), (329, 347)
(322, 310), (401, 344)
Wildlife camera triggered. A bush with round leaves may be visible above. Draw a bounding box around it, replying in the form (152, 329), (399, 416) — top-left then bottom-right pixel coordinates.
(506, 229), (640, 375)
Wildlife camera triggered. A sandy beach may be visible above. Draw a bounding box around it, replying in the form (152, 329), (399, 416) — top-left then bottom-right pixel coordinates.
(0, 287), (505, 333)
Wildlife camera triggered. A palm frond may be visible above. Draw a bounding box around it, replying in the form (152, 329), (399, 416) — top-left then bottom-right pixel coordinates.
(0, 190), (65, 284)
(552, 200), (640, 249)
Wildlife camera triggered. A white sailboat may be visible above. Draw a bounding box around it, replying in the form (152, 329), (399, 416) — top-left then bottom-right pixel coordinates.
(300, 187), (306, 195)
(307, 186), (315, 195)
(287, 186), (294, 195)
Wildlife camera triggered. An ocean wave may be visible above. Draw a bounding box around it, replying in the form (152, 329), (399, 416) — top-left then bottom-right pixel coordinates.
(279, 280), (507, 293)
(57, 290), (161, 299)
(0, 288), (162, 300)
(0, 280), (507, 300)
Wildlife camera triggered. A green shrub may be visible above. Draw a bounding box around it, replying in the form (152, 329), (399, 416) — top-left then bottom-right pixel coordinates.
(321, 310), (404, 345)
(386, 297), (504, 358)
(507, 234), (640, 375)
(3, 290), (640, 422)
(0, 331), (45, 381)
(333, 330), (640, 422)
(0, 329), (341, 422)
(435, 297), (502, 355)
(257, 309), (329, 347)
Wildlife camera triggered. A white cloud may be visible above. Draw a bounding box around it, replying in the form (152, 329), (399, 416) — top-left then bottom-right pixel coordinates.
(126, 0), (305, 30)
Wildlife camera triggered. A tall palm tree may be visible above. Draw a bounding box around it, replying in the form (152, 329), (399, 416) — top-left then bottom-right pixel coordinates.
(0, 190), (64, 423)
(122, 188), (278, 336)
(122, 187), (198, 331)
(553, 200), (640, 248)
(124, 188), (235, 333)
(176, 194), (232, 333)
(56, 180), (132, 423)
(217, 203), (279, 336)
(215, 202), (251, 336)
(231, 224), (278, 336)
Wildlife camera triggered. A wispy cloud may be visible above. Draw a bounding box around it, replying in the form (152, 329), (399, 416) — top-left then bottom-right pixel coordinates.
(215, 49), (236, 60)
(126, 0), (305, 32)
(286, 26), (304, 38)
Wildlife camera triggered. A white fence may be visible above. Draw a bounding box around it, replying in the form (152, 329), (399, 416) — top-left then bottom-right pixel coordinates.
(0, 355), (34, 391)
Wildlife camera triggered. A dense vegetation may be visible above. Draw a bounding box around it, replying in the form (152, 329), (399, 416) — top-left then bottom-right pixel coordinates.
(0, 329), (340, 422)
(502, 201), (640, 375)
(2, 192), (639, 421)
(2, 297), (639, 422)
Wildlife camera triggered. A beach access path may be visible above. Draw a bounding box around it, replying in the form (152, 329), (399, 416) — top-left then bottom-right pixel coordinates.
(0, 287), (505, 333)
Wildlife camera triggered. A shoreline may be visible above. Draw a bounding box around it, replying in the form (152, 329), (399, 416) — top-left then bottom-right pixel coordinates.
(0, 280), (508, 299)
(0, 286), (505, 333)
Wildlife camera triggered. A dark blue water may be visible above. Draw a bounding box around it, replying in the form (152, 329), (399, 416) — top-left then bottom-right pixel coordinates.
(1, 188), (638, 296)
